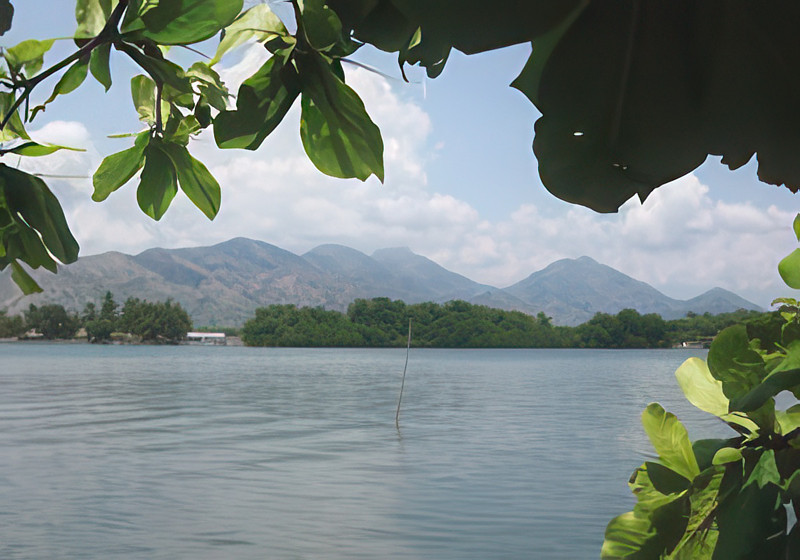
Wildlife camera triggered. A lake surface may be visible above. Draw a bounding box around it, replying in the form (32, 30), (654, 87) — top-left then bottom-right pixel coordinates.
(0, 344), (724, 559)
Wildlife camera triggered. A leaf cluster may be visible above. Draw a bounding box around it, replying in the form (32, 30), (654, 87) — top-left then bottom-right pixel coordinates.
(603, 312), (800, 558)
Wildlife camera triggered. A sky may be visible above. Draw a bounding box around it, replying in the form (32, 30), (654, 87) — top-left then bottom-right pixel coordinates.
(4, 1), (800, 308)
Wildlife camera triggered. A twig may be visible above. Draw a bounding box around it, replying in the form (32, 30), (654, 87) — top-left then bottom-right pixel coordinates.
(395, 319), (411, 429)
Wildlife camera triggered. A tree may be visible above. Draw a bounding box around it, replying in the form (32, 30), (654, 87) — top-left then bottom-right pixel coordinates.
(24, 302), (79, 339)
(0, 309), (24, 337)
(117, 297), (191, 343)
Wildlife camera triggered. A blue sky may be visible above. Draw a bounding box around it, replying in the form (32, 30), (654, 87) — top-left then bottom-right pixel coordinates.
(4, 1), (799, 307)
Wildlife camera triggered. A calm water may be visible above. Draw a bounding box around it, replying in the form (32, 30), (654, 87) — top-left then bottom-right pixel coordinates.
(0, 344), (722, 559)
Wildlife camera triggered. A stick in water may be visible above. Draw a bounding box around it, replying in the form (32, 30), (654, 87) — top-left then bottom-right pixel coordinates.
(395, 320), (412, 429)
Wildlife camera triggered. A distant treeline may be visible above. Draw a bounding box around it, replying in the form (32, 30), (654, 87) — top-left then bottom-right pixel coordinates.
(241, 298), (768, 348)
(0, 292), (191, 343)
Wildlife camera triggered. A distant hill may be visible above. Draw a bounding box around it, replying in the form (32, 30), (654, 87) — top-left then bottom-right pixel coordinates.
(0, 239), (763, 326)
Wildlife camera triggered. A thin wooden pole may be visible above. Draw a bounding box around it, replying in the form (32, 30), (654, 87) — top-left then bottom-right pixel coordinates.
(395, 320), (411, 429)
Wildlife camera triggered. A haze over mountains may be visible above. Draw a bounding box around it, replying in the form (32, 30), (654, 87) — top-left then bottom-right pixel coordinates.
(0, 238), (762, 327)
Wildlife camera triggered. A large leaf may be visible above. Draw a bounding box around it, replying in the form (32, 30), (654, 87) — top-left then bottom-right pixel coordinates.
(75, 0), (113, 38)
(130, 74), (157, 124)
(779, 249), (800, 290)
(641, 403), (700, 481)
(675, 357), (758, 433)
(214, 51), (300, 150)
(5, 38), (55, 76)
(676, 358), (729, 417)
(161, 142), (220, 220)
(90, 42), (112, 90)
(0, 165), (79, 264)
(92, 131), (149, 201)
(211, 4), (286, 65)
(124, 0), (243, 45)
(137, 140), (178, 220)
(32, 56), (90, 118)
(0, 0), (13, 36)
(302, 0), (343, 51)
(296, 52), (384, 182)
(714, 482), (786, 558)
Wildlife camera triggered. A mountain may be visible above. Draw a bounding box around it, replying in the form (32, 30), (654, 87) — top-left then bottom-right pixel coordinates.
(502, 256), (762, 326)
(0, 239), (763, 326)
(370, 247), (494, 301)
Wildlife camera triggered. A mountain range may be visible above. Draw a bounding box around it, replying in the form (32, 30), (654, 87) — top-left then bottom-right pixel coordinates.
(0, 237), (762, 327)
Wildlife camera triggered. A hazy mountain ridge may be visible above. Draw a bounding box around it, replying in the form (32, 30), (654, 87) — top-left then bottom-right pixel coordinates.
(0, 238), (762, 326)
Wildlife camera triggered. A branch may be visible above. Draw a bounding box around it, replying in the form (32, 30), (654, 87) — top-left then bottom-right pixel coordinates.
(0, 0), (130, 131)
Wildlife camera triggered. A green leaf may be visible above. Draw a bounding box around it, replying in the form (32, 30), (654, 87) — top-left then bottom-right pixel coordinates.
(744, 449), (780, 489)
(712, 447), (743, 466)
(707, 325), (765, 401)
(779, 248), (800, 289)
(675, 357), (729, 417)
(92, 131), (149, 201)
(10, 261), (42, 295)
(6, 141), (85, 157)
(0, 165), (79, 264)
(5, 38), (55, 76)
(793, 213), (800, 242)
(641, 403), (700, 481)
(667, 467), (723, 559)
(38, 56), (90, 108)
(214, 52), (300, 150)
(297, 53), (384, 182)
(90, 42), (112, 90)
(124, 0), (243, 45)
(160, 142), (220, 220)
(675, 356), (759, 433)
(0, 92), (29, 142)
(210, 4), (287, 65)
(302, 0), (344, 51)
(75, 0), (112, 38)
(131, 74), (157, 123)
(776, 404), (800, 435)
(137, 141), (178, 220)
(601, 511), (659, 559)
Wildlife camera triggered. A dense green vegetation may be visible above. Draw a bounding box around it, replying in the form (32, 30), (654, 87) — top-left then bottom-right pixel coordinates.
(241, 297), (765, 349)
(7, 292), (192, 343)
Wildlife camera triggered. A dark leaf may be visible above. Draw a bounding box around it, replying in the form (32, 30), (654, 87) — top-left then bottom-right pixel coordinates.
(90, 42), (112, 90)
(0, 164), (79, 265)
(160, 142), (220, 220)
(0, 0), (13, 36)
(137, 140), (178, 220)
(214, 51), (300, 150)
